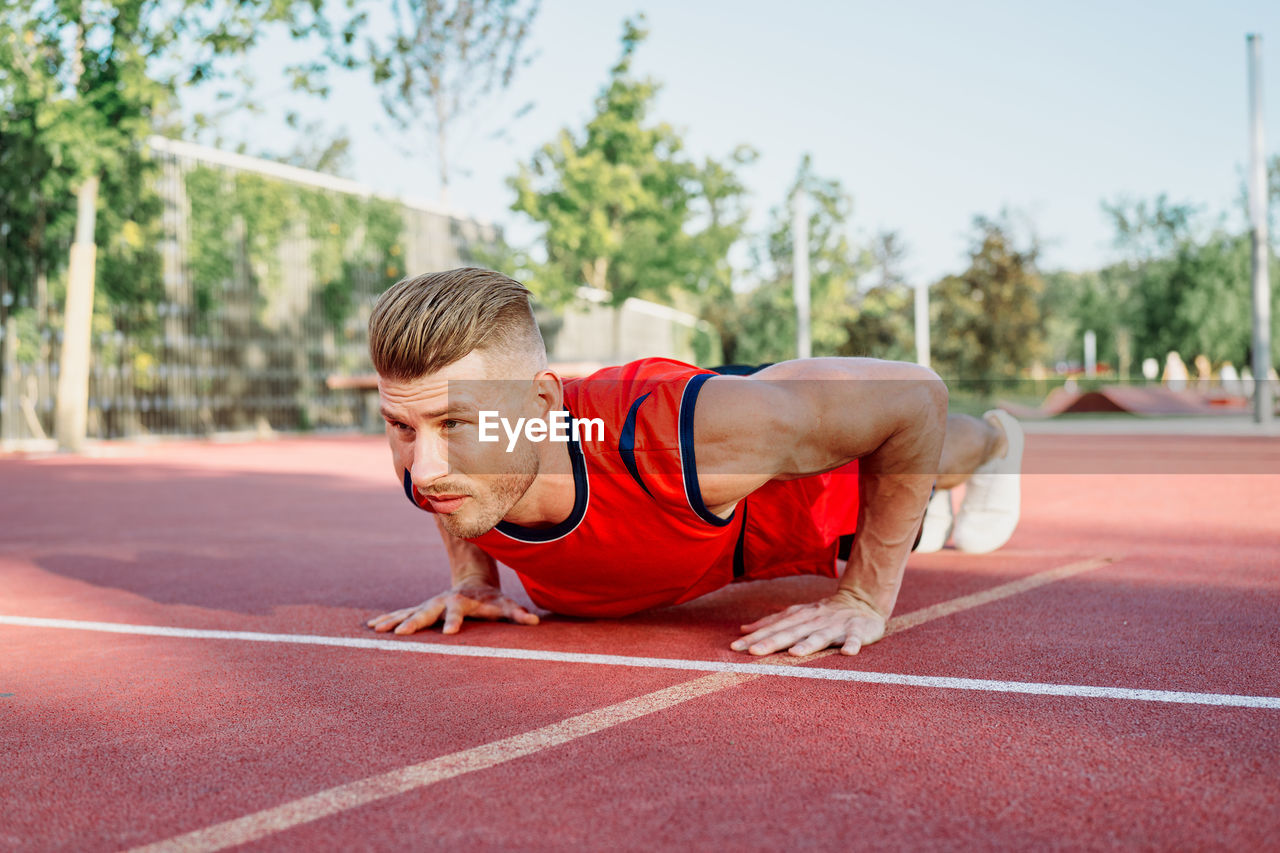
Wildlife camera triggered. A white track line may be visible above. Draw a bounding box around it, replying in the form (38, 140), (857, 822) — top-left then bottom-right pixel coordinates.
(4, 556), (1275, 709)
(125, 671), (757, 853)
(1, 611), (1276, 709)
(885, 554), (1121, 635)
(11, 554), (1274, 852)
(1, 556), (1273, 712)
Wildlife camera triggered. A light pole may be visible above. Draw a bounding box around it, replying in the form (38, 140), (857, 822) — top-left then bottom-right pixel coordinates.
(1246, 33), (1273, 425)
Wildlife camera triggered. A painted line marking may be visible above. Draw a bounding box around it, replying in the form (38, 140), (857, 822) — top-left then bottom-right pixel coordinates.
(5, 556), (1271, 711)
(13, 553), (1263, 852)
(2, 609), (1276, 709)
(3, 555), (1121, 677)
(885, 554), (1119, 635)
(788, 555), (1120, 667)
(126, 671), (757, 853)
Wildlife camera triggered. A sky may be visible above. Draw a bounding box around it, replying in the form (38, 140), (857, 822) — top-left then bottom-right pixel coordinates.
(190, 0), (1280, 287)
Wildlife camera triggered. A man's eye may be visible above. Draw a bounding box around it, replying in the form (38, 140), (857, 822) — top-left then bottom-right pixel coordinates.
(390, 421), (412, 433)
(442, 419), (462, 430)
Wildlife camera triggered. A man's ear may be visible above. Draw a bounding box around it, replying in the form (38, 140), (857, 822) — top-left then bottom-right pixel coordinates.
(532, 369), (564, 416)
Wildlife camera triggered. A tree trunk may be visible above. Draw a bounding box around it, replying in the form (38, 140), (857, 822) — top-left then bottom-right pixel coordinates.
(54, 175), (100, 452)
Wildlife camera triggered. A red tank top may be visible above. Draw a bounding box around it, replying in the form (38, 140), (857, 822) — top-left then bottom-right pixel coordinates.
(404, 358), (860, 617)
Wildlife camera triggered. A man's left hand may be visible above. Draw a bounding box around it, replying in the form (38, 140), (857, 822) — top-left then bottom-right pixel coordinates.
(731, 590), (887, 657)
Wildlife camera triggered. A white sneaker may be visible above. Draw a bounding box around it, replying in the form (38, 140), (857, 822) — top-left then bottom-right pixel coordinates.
(953, 409), (1024, 553)
(915, 488), (954, 552)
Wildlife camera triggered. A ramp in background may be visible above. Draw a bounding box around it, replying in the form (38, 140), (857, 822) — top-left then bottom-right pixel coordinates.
(1001, 385), (1251, 418)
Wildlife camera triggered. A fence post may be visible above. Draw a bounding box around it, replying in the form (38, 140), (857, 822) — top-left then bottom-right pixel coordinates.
(54, 175), (100, 452)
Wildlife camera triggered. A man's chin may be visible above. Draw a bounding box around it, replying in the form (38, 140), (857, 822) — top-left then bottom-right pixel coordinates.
(438, 510), (500, 540)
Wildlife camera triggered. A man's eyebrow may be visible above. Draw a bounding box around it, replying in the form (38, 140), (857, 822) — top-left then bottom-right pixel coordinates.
(379, 403), (473, 422)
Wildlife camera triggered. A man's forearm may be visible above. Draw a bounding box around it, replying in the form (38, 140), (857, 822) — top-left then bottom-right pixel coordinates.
(435, 515), (500, 587)
(838, 381), (946, 618)
(840, 470), (936, 618)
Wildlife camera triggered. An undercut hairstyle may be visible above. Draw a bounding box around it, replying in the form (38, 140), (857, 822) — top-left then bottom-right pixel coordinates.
(368, 268), (547, 380)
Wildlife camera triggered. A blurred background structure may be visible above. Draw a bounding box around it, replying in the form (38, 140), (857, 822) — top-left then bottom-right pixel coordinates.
(0, 136), (709, 443)
(1, 1), (1278, 449)
(3, 137), (498, 441)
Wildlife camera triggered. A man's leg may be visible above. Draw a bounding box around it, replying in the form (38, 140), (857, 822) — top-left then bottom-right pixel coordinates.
(918, 410), (1024, 553)
(936, 413), (1008, 490)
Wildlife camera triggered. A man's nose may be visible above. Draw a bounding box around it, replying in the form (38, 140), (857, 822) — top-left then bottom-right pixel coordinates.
(410, 433), (449, 489)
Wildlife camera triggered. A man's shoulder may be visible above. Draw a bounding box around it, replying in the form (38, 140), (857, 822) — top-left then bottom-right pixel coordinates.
(571, 357), (707, 386)
(564, 358), (709, 410)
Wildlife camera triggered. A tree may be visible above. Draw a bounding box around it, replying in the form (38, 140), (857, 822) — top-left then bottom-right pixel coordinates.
(0, 0), (335, 449)
(929, 215), (1045, 390)
(367, 0), (539, 203)
(1098, 191), (1280, 370)
(1041, 269), (1104, 368)
(509, 15), (753, 331)
(867, 230), (910, 291)
(729, 156), (869, 364)
(682, 147), (756, 363)
(841, 230), (913, 362)
(1233, 153), (1280, 242)
(0, 31), (76, 326)
(1127, 234), (1257, 367)
(1102, 194), (1202, 264)
(841, 286), (914, 363)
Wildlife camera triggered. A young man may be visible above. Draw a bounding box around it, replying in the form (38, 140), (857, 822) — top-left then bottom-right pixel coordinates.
(365, 269), (1023, 657)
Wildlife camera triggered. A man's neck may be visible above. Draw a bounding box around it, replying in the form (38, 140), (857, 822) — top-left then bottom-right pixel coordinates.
(502, 436), (577, 528)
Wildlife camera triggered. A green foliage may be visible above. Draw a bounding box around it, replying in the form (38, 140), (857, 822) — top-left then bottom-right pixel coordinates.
(5, 308), (42, 364)
(509, 16), (754, 317)
(182, 165), (406, 331)
(726, 278), (796, 365)
(1166, 234), (1256, 363)
(841, 284), (913, 362)
(95, 148), (165, 308)
(0, 96), (76, 307)
(1122, 232), (1271, 367)
(0, 0), (336, 316)
(930, 216), (1045, 388)
(726, 156), (873, 364)
(1040, 269), (1101, 367)
(841, 230), (914, 362)
(1080, 185), (1280, 371)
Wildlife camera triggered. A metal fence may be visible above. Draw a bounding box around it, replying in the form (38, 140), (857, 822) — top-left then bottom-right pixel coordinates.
(1, 137), (499, 444)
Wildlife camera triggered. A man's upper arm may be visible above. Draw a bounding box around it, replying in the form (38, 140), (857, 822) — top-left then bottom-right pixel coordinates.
(692, 359), (946, 508)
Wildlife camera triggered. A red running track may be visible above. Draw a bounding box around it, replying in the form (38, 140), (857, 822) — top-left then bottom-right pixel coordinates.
(1, 433), (1278, 850)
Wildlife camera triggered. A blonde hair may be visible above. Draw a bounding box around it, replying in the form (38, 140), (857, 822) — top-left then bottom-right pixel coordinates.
(368, 268), (546, 380)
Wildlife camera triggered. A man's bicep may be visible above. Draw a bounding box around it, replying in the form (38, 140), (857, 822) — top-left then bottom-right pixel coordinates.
(747, 359), (945, 474)
(691, 376), (833, 485)
(693, 365), (928, 484)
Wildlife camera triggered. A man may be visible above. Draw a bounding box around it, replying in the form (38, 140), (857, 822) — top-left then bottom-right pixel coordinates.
(364, 268), (1023, 657)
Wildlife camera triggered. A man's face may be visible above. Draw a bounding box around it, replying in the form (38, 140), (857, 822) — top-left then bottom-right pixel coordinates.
(378, 350), (540, 539)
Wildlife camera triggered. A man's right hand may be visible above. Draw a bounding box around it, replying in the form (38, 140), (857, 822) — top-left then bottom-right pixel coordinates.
(366, 583), (541, 635)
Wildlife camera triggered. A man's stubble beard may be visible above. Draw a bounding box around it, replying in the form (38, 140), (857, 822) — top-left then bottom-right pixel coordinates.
(437, 444), (539, 539)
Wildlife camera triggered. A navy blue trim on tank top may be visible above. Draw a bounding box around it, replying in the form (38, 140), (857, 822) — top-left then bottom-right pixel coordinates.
(494, 417), (589, 543)
(678, 372), (734, 527)
(618, 391), (654, 497)
(403, 469), (422, 509)
(732, 499), (749, 578)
